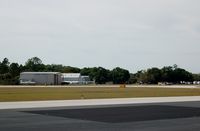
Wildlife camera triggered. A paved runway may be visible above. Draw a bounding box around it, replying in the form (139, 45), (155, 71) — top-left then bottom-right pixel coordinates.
(1, 101), (200, 131)
(1, 96), (200, 110)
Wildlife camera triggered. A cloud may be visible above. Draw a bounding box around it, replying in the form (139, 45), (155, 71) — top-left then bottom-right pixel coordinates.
(0, 0), (200, 73)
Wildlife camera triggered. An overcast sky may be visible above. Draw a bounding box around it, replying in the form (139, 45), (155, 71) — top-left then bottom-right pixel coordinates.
(0, 0), (200, 73)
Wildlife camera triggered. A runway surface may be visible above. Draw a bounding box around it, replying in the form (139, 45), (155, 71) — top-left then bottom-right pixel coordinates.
(1, 96), (200, 110)
(1, 101), (200, 131)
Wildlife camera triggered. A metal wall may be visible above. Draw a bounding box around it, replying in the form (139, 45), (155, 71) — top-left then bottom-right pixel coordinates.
(20, 73), (61, 85)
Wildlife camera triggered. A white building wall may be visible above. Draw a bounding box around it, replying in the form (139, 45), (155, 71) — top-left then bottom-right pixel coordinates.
(61, 73), (92, 84)
(20, 72), (61, 85)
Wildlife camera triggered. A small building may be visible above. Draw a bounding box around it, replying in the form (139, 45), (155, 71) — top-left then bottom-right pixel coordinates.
(193, 81), (200, 85)
(20, 72), (62, 85)
(61, 73), (92, 84)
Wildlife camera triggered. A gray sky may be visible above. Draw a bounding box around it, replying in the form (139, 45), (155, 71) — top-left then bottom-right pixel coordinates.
(0, 0), (200, 73)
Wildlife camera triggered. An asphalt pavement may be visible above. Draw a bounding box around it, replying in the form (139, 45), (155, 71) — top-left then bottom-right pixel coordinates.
(1, 101), (200, 131)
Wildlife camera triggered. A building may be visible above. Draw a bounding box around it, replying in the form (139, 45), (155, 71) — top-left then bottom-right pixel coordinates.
(61, 73), (92, 84)
(20, 72), (62, 85)
(193, 81), (200, 85)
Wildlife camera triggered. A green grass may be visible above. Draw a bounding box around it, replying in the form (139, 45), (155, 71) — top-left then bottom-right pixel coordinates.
(0, 87), (200, 102)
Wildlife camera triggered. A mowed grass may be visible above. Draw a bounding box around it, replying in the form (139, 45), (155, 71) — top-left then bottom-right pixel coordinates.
(1, 87), (200, 102)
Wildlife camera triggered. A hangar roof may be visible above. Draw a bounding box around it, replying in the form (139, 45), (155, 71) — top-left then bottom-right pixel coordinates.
(21, 72), (61, 75)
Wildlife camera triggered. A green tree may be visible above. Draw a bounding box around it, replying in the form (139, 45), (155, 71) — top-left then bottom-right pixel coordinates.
(9, 63), (20, 77)
(62, 66), (80, 73)
(172, 68), (193, 83)
(160, 66), (173, 82)
(0, 58), (10, 74)
(81, 67), (110, 84)
(94, 67), (111, 84)
(128, 73), (138, 84)
(44, 64), (63, 72)
(112, 67), (130, 84)
(81, 67), (98, 81)
(136, 70), (148, 84)
(25, 57), (45, 71)
(146, 68), (161, 84)
(132, 65), (194, 84)
(193, 74), (200, 81)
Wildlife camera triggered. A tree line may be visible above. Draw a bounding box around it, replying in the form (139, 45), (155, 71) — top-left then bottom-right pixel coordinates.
(0, 57), (130, 85)
(0, 57), (199, 85)
(129, 65), (198, 84)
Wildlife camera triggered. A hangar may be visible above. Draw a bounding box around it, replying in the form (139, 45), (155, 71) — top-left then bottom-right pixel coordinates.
(61, 73), (92, 84)
(20, 72), (92, 85)
(20, 72), (62, 85)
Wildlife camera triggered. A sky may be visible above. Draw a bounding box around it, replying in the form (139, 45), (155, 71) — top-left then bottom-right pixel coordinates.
(0, 0), (200, 73)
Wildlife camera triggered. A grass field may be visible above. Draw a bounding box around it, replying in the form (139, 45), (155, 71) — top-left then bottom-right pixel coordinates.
(1, 86), (200, 102)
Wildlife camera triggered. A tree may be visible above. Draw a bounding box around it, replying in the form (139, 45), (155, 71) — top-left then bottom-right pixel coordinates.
(80, 67), (92, 76)
(9, 63), (20, 77)
(26, 57), (42, 65)
(146, 68), (161, 84)
(81, 67), (98, 81)
(172, 68), (193, 83)
(94, 67), (111, 84)
(128, 73), (138, 84)
(44, 64), (63, 72)
(81, 67), (111, 84)
(62, 66), (80, 73)
(0, 73), (12, 85)
(25, 57), (45, 71)
(193, 74), (200, 81)
(0, 58), (10, 74)
(135, 70), (148, 84)
(160, 66), (173, 82)
(112, 67), (130, 84)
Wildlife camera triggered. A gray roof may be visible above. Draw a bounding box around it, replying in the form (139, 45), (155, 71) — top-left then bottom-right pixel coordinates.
(21, 72), (61, 75)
